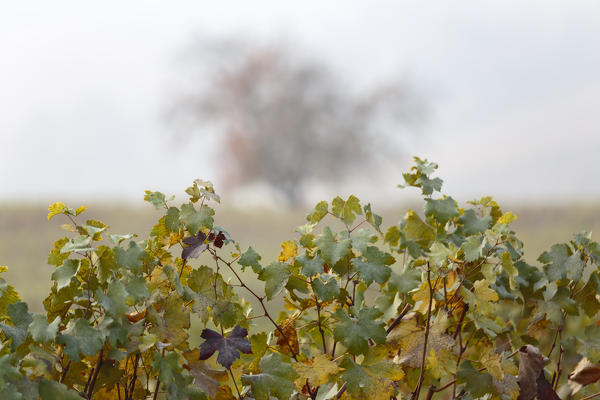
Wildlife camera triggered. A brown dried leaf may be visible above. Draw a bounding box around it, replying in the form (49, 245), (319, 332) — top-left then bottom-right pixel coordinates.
(275, 318), (299, 355)
(569, 357), (600, 393)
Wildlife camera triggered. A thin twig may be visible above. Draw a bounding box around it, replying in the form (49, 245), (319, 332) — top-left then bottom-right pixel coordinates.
(228, 367), (242, 400)
(387, 303), (413, 334)
(412, 264), (435, 400)
(86, 348), (104, 398)
(335, 382), (347, 399)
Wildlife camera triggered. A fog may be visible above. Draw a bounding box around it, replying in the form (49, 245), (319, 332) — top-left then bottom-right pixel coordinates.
(1, 1), (599, 206)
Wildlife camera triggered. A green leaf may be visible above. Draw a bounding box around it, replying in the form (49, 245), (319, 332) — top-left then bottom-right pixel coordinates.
(463, 235), (484, 262)
(61, 235), (95, 253)
(152, 350), (182, 385)
(47, 238), (70, 266)
(389, 268), (422, 294)
(457, 361), (496, 398)
(538, 244), (570, 281)
(352, 246), (395, 286)
(0, 302), (32, 351)
(212, 300), (244, 329)
(458, 209), (492, 235)
(363, 203), (382, 232)
(333, 307), (386, 355)
(180, 204), (214, 234)
(296, 252), (325, 278)
(57, 318), (105, 362)
(307, 201), (328, 224)
(114, 241), (145, 272)
(419, 176), (443, 195)
(384, 226), (401, 247)
(351, 229), (378, 254)
(238, 247), (262, 273)
(38, 380), (83, 400)
(424, 197), (459, 225)
(315, 227), (351, 266)
(331, 195), (362, 225)
(164, 207), (181, 231)
(28, 315), (60, 343)
(565, 251), (585, 281)
(311, 276), (340, 302)
(144, 191), (170, 210)
(241, 353), (298, 400)
(97, 280), (130, 317)
(403, 210), (434, 244)
(51, 259), (79, 290)
(258, 262), (291, 300)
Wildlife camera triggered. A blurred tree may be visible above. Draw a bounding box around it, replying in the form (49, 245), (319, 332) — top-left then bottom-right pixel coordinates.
(166, 39), (427, 206)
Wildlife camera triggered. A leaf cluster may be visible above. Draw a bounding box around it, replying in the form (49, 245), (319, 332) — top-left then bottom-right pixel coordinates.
(0, 158), (599, 400)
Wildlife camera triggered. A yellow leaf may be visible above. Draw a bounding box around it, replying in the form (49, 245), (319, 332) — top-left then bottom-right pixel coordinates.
(473, 279), (499, 302)
(0, 266), (7, 274)
(294, 353), (341, 387)
(47, 202), (67, 220)
(498, 211), (518, 225)
(278, 240), (298, 262)
(481, 352), (503, 381)
(60, 224), (76, 232)
(75, 205), (88, 216)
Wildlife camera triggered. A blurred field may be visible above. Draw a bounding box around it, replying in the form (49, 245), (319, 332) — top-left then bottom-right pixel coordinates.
(0, 200), (598, 313)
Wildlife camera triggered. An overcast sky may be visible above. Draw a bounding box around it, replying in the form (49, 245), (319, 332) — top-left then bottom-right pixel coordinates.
(1, 1), (599, 206)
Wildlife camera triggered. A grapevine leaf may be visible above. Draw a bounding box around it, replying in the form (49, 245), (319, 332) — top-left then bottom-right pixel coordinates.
(114, 241), (145, 272)
(180, 204), (214, 234)
(363, 203), (382, 232)
(339, 356), (395, 400)
(258, 262), (291, 300)
(182, 231), (208, 260)
(28, 315), (60, 343)
(212, 300), (244, 329)
(403, 210), (434, 244)
(57, 319), (105, 362)
(457, 360), (495, 398)
(463, 235), (484, 262)
(60, 235), (94, 253)
(294, 353), (341, 387)
(352, 246), (395, 286)
(241, 353), (297, 400)
(424, 197), (459, 225)
(315, 227), (351, 265)
(351, 228), (378, 254)
(333, 307), (386, 355)
(199, 326), (251, 369)
(164, 207), (181, 231)
(238, 247), (263, 273)
(47, 238), (70, 266)
(458, 209), (492, 235)
(183, 349), (228, 399)
(274, 318), (299, 355)
(311, 275), (340, 302)
(384, 225), (401, 247)
(296, 252), (324, 278)
(278, 240), (298, 262)
(538, 244), (570, 281)
(0, 302), (32, 351)
(473, 279), (499, 302)
(38, 380), (83, 400)
(51, 259), (79, 290)
(389, 267), (422, 294)
(307, 201), (328, 224)
(47, 202), (67, 220)
(331, 195), (362, 225)
(97, 280), (130, 317)
(144, 191), (169, 210)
